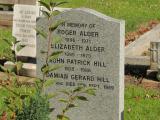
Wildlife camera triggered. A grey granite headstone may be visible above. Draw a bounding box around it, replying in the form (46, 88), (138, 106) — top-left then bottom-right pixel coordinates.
(37, 8), (125, 120)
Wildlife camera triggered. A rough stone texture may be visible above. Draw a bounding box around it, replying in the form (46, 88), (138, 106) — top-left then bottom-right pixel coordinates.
(125, 24), (160, 57)
(19, 63), (36, 77)
(37, 8), (125, 120)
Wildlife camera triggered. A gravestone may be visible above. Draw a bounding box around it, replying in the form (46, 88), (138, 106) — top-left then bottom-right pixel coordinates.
(12, 4), (39, 57)
(7, 4), (39, 77)
(37, 8), (125, 120)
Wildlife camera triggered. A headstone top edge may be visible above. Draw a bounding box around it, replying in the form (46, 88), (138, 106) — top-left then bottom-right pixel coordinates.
(37, 7), (125, 24)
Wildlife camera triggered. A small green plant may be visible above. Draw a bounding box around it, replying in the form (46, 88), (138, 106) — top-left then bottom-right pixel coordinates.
(15, 90), (50, 120)
(0, 36), (25, 84)
(37, 0), (67, 90)
(0, 37), (33, 119)
(35, 0), (96, 120)
(0, 48), (13, 61)
(57, 87), (96, 120)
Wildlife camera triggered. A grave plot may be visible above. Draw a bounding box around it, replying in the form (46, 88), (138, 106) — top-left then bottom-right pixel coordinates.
(0, 1), (160, 120)
(125, 23), (160, 80)
(125, 23), (160, 66)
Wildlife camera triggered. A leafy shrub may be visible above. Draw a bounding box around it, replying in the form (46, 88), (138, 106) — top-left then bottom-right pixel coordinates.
(15, 92), (50, 120)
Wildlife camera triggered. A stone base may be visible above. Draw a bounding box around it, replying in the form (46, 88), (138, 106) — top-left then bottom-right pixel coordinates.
(125, 56), (150, 66)
(146, 69), (157, 79)
(4, 61), (36, 78)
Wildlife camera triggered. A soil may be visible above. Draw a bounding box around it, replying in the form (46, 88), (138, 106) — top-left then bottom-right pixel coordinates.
(0, 25), (9, 28)
(125, 75), (160, 90)
(0, 72), (35, 87)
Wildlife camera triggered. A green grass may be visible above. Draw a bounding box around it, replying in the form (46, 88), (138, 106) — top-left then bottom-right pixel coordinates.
(0, 28), (12, 59)
(44, 0), (160, 32)
(125, 85), (160, 120)
(0, 87), (9, 111)
(0, 84), (35, 116)
(0, 83), (160, 120)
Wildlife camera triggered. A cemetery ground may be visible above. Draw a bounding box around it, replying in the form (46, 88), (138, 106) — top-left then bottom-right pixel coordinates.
(0, 27), (160, 119)
(0, 0), (160, 119)
(0, 72), (160, 120)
